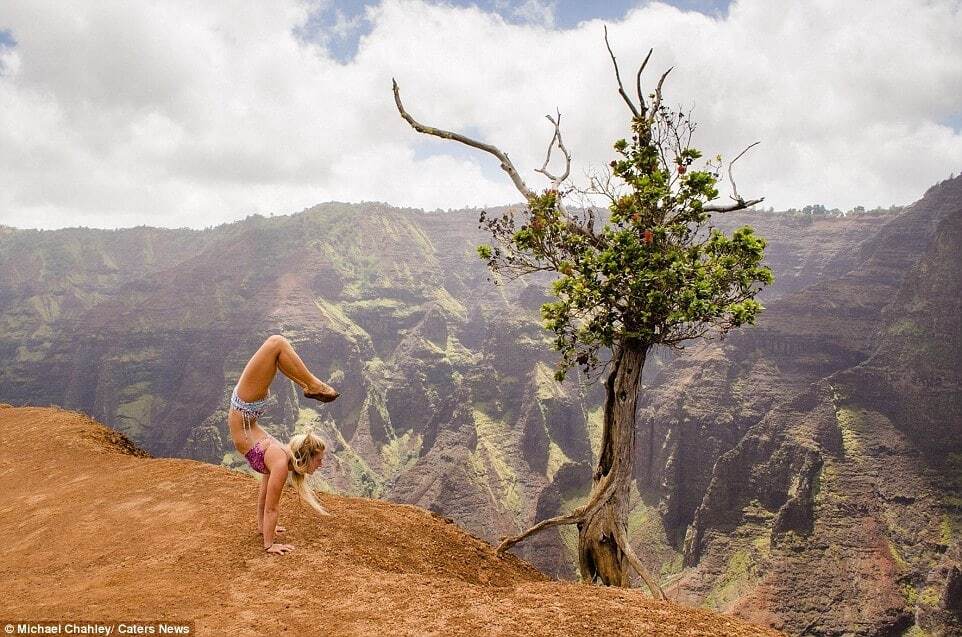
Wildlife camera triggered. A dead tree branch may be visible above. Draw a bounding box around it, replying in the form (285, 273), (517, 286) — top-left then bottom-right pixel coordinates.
(604, 26), (640, 119)
(393, 79), (535, 200)
(635, 48), (653, 116)
(648, 67), (674, 123)
(395, 79), (603, 248)
(535, 110), (572, 189)
(701, 198), (765, 213)
(727, 140), (760, 202)
(699, 141), (763, 212)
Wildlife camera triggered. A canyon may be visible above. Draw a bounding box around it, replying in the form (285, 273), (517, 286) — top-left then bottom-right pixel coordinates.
(1, 175), (959, 635)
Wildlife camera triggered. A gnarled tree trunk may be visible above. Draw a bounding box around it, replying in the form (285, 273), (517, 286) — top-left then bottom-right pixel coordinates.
(577, 341), (659, 591)
(496, 339), (664, 597)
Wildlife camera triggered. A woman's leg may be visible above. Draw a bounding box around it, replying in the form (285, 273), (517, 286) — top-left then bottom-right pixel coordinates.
(236, 335), (336, 401)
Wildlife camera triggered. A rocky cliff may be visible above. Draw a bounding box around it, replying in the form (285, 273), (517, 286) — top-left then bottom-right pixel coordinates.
(632, 177), (962, 635)
(1, 177), (960, 635)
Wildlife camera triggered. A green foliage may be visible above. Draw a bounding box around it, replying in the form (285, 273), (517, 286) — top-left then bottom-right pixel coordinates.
(478, 104), (772, 380)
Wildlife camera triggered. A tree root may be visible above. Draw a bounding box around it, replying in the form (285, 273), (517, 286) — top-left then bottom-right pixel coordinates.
(496, 509), (582, 554)
(496, 469), (618, 554)
(613, 521), (666, 599)
(496, 473), (665, 600)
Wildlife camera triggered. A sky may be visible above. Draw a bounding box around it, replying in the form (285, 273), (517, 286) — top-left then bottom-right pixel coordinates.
(0, 0), (960, 230)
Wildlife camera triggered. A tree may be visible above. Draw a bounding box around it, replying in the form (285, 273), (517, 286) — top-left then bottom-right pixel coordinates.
(393, 28), (773, 597)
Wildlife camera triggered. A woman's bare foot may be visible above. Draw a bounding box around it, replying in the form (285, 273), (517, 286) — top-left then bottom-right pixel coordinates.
(304, 381), (339, 403)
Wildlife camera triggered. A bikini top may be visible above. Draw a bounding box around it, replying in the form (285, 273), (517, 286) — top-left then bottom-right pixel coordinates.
(244, 436), (294, 475)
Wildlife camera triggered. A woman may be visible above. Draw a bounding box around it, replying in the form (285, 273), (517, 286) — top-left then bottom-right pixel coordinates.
(228, 334), (340, 555)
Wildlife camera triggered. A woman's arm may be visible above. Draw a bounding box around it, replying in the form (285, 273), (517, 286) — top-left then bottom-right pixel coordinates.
(257, 474), (267, 530)
(262, 449), (291, 551)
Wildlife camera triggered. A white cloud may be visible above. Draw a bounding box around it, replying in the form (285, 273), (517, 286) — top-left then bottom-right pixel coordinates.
(0, 0), (960, 229)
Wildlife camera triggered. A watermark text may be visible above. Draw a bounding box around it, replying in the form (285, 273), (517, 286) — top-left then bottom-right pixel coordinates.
(1, 622), (193, 636)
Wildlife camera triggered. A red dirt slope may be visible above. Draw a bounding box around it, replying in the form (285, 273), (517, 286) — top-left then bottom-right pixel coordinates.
(0, 406), (783, 636)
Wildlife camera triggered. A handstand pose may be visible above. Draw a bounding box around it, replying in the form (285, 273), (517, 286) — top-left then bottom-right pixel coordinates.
(228, 334), (340, 555)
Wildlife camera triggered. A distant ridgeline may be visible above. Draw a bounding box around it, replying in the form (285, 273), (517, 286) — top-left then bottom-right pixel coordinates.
(754, 203), (906, 217)
(1, 176), (960, 635)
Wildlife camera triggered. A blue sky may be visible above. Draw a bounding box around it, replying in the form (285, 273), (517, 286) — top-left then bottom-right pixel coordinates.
(299, 0), (733, 62)
(0, 28), (16, 47)
(942, 112), (962, 132)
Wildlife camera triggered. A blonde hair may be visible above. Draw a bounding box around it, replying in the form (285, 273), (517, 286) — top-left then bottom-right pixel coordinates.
(287, 427), (331, 516)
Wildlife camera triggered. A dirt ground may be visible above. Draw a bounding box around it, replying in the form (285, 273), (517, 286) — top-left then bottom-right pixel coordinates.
(0, 405), (784, 636)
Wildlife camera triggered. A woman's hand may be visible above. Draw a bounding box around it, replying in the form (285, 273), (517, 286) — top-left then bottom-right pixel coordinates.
(265, 543), (295, 555)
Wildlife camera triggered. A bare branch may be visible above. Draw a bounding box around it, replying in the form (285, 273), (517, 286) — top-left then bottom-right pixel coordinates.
(537, 120), (559, 178)
(397, 79), (602, 249)
(727, 140), (760, 202)
(654, 114), (673, 178)
(393, 79), (535, 200)
(604, 26), (640, 119)
(491, 260), (558, 282)
(662, 322), (714, 346)
(648, 67), (674, 122)
(635, 48), (653, 116)
(551, 113), (572, 183)
(702, 197), (765, 213)
(534, 110), (572, 189)
(583, 164), (623, 207)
